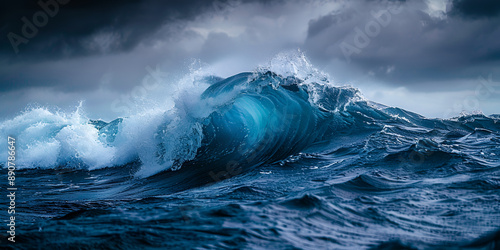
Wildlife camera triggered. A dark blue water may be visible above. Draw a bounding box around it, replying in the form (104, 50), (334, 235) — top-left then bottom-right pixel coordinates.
(1, 66), (499, 249)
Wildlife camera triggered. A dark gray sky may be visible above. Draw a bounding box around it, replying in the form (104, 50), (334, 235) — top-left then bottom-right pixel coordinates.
(1, 0), (499, 120)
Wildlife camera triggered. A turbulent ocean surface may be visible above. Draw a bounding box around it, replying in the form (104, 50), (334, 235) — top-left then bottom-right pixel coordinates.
(1, 54), (499, 249)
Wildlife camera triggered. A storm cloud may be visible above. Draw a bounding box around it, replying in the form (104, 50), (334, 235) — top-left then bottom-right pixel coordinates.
(0, 0), (499, 119)
(451, 0), (500, 18)
(1, 0), (252, 59)
(306, 1), (500, 86)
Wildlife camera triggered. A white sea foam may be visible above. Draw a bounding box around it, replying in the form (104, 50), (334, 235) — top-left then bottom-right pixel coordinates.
(0, 105), (115, 169)
(0, 64), (214, 177)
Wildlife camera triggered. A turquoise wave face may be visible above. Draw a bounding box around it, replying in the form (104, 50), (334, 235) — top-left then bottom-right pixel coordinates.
(198, 72), (323, 168)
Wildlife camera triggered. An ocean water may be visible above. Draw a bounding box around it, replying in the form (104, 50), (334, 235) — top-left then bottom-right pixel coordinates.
(1, 54), (499, 249)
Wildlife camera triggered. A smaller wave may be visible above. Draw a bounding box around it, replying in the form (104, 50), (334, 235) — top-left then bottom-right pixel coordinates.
(371, 227), (500, 250)
(333, 173), (416, 193)
(280, 194), (324, 210)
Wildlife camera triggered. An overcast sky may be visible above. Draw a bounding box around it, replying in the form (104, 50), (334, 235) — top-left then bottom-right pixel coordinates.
(1, 0), (499, 120)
